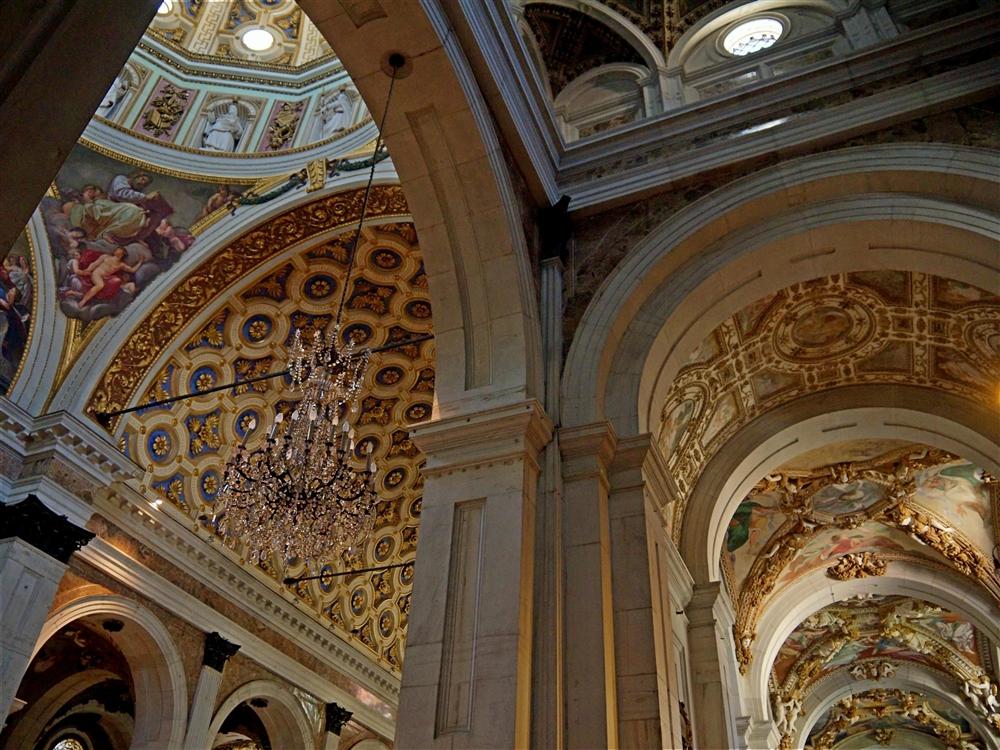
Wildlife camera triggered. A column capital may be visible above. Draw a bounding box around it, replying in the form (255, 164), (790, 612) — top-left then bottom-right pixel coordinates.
(559, 421), (617, 481)
(202, 631), (240, 672)
(0, 494), (94, 563)
(411, 399), (553, 476)
(325, 702), (353, 735)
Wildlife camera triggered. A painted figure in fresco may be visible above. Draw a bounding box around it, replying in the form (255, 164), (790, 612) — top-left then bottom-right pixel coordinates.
(197, 184), (234, 220)
(202, 102), (245, 152)
(726, 500), (763, 552)
(154, 219), (194, 254)
(63, 246), (144, 308)
(62, 184), (149, 243)
(0, 271), (28, 392)
(3, 255), (33, 313)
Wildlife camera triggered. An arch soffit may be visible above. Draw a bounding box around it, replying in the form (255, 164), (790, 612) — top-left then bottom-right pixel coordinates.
(560, 143), (999, 431)
(297, 0), (541, 408)
(33, 594), (189, 749)
(207, 680), (315, 750)
(679, 389), (1000, 584)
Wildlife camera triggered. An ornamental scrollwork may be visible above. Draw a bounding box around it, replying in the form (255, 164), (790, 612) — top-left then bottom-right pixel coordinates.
(827, 551), (887, 580)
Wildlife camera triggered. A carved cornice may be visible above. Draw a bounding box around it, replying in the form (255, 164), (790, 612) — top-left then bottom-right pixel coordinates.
(203, 631), (241, 672)
(87, 185), (409, 429)
(412, 400), (554, 477)
(559, 421), (617, 483)
(0, 495), (94, 564)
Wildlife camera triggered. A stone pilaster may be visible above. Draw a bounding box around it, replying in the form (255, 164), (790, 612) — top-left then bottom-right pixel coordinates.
(0, 495), (93, 727)
(183, 631), (241, 748)
(559, 422), (618, 749)
(607, 434), (677, 749)
(686, 582), (738, 750)
(321, 702), (353, 750)
(397, 400), (552, 750)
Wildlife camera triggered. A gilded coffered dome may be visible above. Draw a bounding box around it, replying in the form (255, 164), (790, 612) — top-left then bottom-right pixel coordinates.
(149, 0), (333, 68)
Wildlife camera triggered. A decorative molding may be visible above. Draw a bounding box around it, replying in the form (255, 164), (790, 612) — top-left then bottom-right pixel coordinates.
(0, 495), (93, 564)
(203, 631), (241, 672)
(412, 400), (554, 477)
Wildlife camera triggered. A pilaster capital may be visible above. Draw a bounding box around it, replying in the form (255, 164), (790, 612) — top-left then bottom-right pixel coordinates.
(609, 433), (677, 508)
(411, 399), (553, 476)
(202, 631), (241, 672)
(743, 717), (782, 749)
(325, 702), (353, 735)
(559, 421), (617, 481)
(0, 494), (94, 564)
(688, 581), (737, 632)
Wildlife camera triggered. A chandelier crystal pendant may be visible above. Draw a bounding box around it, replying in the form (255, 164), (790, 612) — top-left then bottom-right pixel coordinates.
(217, 327), (377, 564)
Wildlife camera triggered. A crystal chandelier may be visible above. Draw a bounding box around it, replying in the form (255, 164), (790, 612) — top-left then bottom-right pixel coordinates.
(216, 327), (376, 564)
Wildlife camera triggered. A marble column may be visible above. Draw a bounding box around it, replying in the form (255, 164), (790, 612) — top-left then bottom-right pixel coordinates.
(607, 434), (677, 749)
(397, 400), (552, 750)
(559, 422), (618, 749)
(686, 582), (737, 750)
(0, 495), (93, 728)
(321, 703), (352, 750)
(184, 631), (241, 749)
(0, 0), (160, 255)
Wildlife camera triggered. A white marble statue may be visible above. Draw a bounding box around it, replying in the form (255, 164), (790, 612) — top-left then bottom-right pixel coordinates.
(202, 102), (245, 152)
(97, 74), (129, 118)
(318, 88), (356, 138)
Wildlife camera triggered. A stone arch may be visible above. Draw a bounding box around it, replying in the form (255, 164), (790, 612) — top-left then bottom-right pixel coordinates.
(748, 561), (1000, 724)
(679, 390), (1000, 585)
(560, 143), (999, 434)
(791, 665), (998, 748)
(2, 669), (120, 750)
(29, 594), (188, 750)
(298, 0), (541, 410)
(206, 680), (315, 750)
(347, 740), (392, 750)
(522, 0), (668, 74)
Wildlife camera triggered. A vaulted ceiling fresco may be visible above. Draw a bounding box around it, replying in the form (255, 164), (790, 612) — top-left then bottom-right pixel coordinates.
(661, 271), (1000, 540)
(805, 689), (986, 749)
(120, 223), (432, 674)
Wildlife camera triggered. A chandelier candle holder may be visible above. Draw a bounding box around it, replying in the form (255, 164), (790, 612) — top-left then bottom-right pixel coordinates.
(216, 327), (377, 564)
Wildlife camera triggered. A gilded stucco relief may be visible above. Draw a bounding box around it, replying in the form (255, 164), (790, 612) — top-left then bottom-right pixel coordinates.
(661, 271), (1000, 540)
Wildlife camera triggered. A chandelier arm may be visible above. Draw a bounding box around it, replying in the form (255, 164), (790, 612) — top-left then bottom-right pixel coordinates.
(282, 560), (410, 585)
(332, 58), (401, 332)
(94, 334), (433, 427)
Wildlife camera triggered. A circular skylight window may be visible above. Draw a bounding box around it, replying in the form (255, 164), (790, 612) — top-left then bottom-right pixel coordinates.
(722, 18), (783, 56)
(156, 0), (173, 14)
(242, 28), (276, 52)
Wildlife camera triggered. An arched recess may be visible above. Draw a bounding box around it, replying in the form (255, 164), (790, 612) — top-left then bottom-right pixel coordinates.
(297, 0), (542, 411)
(680, 391), (1000, 585)
(749, 561), (1000, 723)
(560, 144), (999, 433)
(3, 669), (120, 750)
(29, 595), (188, 750)
(206, 680), (315, 750)
(792, 666), (999, 748)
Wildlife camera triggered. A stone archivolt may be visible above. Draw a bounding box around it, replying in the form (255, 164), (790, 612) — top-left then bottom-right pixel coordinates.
(122, 221), (432, 674)
(661, 271), (1000, 540)
(87, 186), (408, 426)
